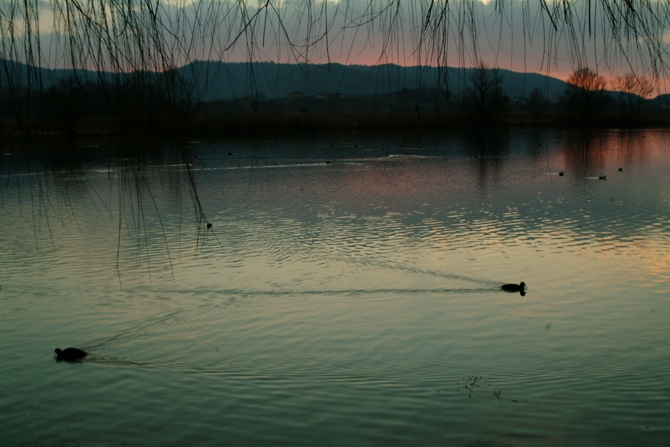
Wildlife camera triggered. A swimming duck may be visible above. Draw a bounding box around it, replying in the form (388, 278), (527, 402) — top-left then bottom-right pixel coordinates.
(599, 175), (607, 180)
(558, 172), (565, 176)
(501, 282), (526, 293)
(55, 347), (88, 361)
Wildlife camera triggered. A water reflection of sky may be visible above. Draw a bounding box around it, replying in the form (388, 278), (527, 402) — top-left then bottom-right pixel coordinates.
(1, 130), (669, 447)
(1, 129), (668, 295)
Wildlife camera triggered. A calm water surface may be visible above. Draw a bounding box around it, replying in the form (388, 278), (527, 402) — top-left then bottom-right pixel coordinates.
(1, 130), (669, 446)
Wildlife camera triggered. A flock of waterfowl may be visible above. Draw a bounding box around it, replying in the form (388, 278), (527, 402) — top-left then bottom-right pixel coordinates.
(557, 167), (624, 179)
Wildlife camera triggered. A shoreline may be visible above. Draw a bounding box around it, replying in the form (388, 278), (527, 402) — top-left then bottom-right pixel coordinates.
(2, 110), (669, 141)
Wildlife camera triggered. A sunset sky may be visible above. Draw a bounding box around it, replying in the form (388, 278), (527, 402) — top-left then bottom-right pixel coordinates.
(7, 0), (670, 88)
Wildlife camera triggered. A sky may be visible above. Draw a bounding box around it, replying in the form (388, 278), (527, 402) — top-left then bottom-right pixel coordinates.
(3, 0), (669, 89)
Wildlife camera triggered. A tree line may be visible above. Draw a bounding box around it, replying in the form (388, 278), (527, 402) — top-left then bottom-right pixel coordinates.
(0, 63), (665, 137)
(455, 64), (659, 126)
(1, 0), (669, 138)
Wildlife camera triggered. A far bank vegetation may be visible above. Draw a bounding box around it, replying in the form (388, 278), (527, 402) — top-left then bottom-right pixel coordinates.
(1, 64), (668, 139)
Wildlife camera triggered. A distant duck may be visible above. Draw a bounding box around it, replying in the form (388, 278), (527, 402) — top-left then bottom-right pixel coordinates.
(599, 175), (607, 180)
(501, 282), (526, 296)
(558, 172), (565, 176)
(55, 347), (87, 361)
(207, 222), (213, 229)
(618, 167), (623, 172)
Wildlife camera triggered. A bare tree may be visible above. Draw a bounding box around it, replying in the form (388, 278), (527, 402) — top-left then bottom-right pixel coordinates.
(459, 63), (509, 125)
(611, 74), (655, 118)
(563, 68), (610, 123)
(1, 1), (669, 134)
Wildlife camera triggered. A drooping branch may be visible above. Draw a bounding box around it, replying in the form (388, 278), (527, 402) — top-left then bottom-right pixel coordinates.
(0, 0), (668, 130)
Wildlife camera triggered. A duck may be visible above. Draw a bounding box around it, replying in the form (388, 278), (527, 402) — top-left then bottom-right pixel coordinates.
(558, 172), (565, 176)
(501, 282), (526, 293)
(55, 347), (88, 361)
(618, 167), (623, 172)
(599, 175), (607, 180)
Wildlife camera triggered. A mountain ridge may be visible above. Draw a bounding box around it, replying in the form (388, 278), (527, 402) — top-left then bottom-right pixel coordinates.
(2, 59), (569, 101)
(4, 59), (667, 107)
(178, 61), (569, 101)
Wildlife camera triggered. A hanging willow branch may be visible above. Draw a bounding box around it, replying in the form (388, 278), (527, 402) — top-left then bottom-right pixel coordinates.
(0, 0), (668, 133)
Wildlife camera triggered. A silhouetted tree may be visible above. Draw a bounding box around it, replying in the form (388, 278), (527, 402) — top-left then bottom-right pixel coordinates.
(527, 88), (548, 118)
(459, 63), (509, 125)
(44, 77), (88, 135)
(611, 73), (655, 119)
(563, 67), (610, 123)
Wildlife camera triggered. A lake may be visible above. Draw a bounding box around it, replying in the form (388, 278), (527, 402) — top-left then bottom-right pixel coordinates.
(1, 129), (669, 446)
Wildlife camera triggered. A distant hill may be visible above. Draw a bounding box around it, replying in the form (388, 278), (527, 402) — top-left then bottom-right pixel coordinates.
(650, 93), (670, 108)
(0, 60), (106, 89)
(0, 59), (586, 102)
(0, 59), (196, 93)
(178, 61), (569, 101)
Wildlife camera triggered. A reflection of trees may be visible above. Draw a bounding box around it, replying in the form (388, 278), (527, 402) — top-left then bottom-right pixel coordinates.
(0, 142), (210, 281)
(562, 133), (608, 180)
(461, 129), (511, 196)
(0, 130), (659, 280)
(560, 131), (649, 182)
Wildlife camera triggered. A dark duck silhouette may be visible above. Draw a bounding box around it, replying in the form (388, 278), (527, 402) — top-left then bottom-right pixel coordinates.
(55, 347), (88, 361)
(501, 282), (526, 296)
